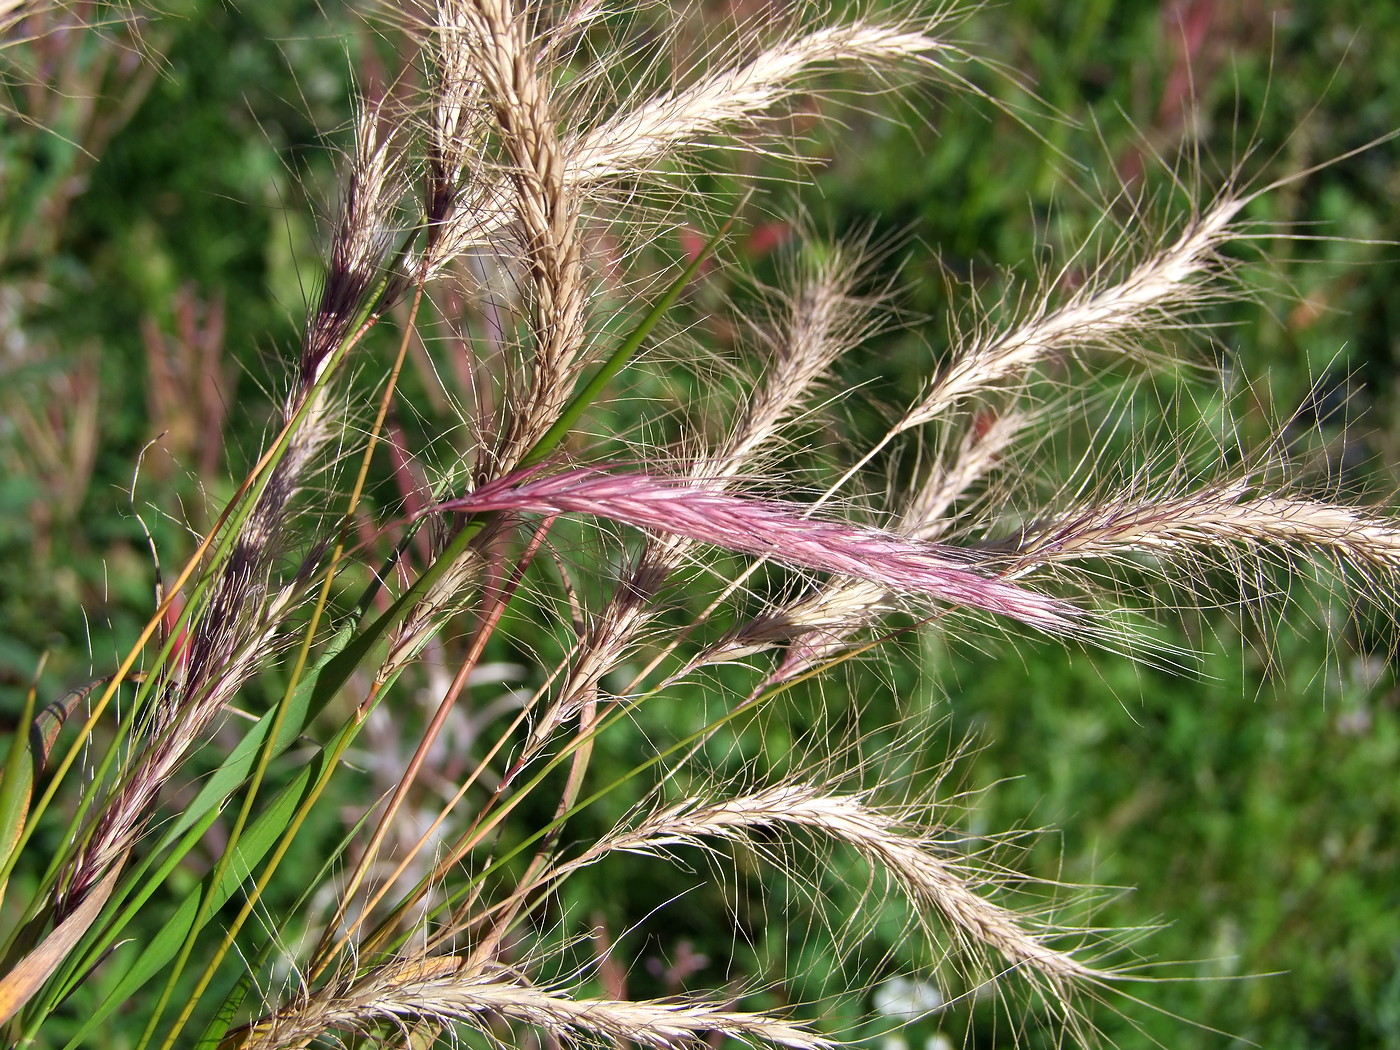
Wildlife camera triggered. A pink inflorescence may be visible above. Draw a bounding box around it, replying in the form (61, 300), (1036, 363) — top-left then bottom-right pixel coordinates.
(439, 468), (1086, 636)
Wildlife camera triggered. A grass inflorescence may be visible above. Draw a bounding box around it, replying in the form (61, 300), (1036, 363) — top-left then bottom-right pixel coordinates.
(2, 2), (1399, 1048)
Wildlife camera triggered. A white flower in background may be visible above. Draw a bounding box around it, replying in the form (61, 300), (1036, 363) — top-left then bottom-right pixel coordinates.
(872, 975), (946, 1019)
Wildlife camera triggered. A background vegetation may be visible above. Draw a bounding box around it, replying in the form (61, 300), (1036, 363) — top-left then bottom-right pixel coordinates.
(2, 1), (1398, 1047)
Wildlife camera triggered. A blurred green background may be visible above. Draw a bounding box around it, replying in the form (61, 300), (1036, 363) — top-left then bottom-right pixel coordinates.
(2, 1), (1398, 1047)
